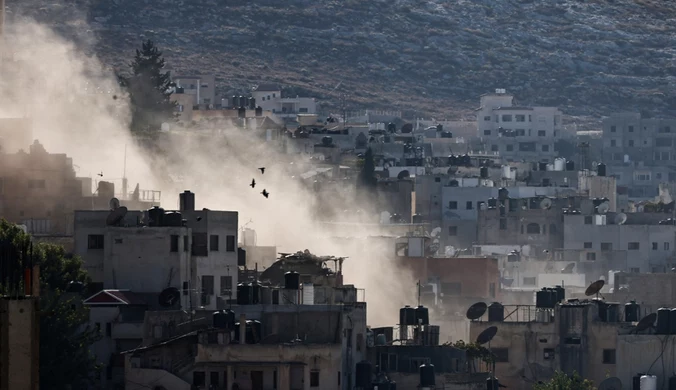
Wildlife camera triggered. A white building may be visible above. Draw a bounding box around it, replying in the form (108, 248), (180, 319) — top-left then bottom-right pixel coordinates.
(252, 83), (317, 118)
(172, 75), (216, 107)
(477, 89), (563, 162)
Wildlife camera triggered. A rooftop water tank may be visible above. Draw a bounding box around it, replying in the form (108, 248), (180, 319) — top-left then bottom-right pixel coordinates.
(213, 310), (228, 329)
(488, 302), (504, 322)
(669, 309), (676, 335)
(657, 308), (670, 334)
(237, 283), (251, 305)
(640, 375), (657, 390)
(148, 206), (165, 227)
(179, 190), (195, 211)
(625, 301), (640, 322)
(415, 305), (429, 325)
(480, 166), (489, 179)
(284, 271), (300, 290)
(597, 162), (607, 177)
(419, 364), (435, 387)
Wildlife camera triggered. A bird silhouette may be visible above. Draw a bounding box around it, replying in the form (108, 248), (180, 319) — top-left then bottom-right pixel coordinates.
(261, 189), (269, 198)
(250, 178), (256, 188)
(258, 167), (265, 174)
(196, 216), (202, 221)
(98, 171), (103, 177)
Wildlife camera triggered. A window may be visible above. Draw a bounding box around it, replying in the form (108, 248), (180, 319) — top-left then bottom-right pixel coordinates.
(652, 242), (658, 250)
(499, 219), (507, 230)
(220, 276), (233, 295)
(528, 115), (532, 122)
(170, 235), (179, 252)
(526, 223), (540, 234)
(584, 216), (593, 225)
(628, 242), (640, 250)
(628, 125), (634, 132)
(210, 372), (219, 386)
(226, 235), (236, 252)
(565, 337), (581, 345)
(586, 252), (596, 261)
(274, 370), (278, 388)
(201, 275), (214, 295)
(523, 277), (536, 286)
(610, 125), (616, 132)
(210, 235), (219, 251)
(538, 130), (546, 137)
(484, 116), (491, 121)
(583, 242), (592, 249)
(630, 267), (640, 273)
(610, 139), (616, 147)
(542, 144), (549, 152)
(193, 372), (206, 387)
(519, 142), (536, 152)
(448, 201), (458, 209)
(299, 107), (308, 113)
(337, 371), (340, 386)
(435, 177), (441, 182)
(601, 242), (613, 251)
(448, 226), (458, 236)
(506, 144), (514, 151)
(466, 201), (473, 210)
(515, 114), (525, 122)
(484, 130), (491, 136)
(87, 234), (104, 249)
(309, 370), (319, 387)
(603, 349), (616, 364)
(492, 348), (509, 362)
(192, 233), (208, 256)
(501, 115), (512, 122)
(106, 323), (112, 337)
(491, 144), (498, 152)
(628, 140), (634, 147)
(666, 242), (671, 251)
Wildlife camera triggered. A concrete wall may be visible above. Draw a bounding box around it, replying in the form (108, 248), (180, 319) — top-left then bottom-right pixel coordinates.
(477, 207), (563, 250)
(617, 335), (676, 390)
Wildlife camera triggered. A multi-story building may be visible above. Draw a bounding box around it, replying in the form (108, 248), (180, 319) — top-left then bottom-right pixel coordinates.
(252, 84), (317, 119)
(172, 75), (216, 107)
(477, 89), (563, 162)
(602, 112), (676, 167)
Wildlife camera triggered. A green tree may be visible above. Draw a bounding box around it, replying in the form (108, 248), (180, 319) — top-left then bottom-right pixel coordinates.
(533, 371), (596, 390)
(122, 39), (176, 135)
(358, 147), (377, 189)
(0, 220), (101, 389)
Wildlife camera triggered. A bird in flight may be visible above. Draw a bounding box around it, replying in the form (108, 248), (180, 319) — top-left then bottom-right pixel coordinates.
(250, 178), (256, 188)
(258, 167), (265, 174)
(98, 171), (103, 177)
(261, 189), (269, 198)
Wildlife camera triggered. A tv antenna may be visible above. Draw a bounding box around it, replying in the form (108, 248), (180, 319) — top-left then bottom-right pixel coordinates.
(585, 280), (605, 299)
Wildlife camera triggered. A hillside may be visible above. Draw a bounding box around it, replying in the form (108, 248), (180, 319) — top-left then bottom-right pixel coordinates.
(8, 0), (676, 118)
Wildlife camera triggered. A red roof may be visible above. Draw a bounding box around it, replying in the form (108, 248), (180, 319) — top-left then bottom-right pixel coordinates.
(83, 290), (147, 306)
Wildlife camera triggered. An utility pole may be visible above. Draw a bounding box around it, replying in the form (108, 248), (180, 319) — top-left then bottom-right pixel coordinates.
(339, 92), (348, 127)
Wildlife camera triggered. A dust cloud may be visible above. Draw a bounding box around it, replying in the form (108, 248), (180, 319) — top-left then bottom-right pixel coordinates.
(0, 18), (416, 326)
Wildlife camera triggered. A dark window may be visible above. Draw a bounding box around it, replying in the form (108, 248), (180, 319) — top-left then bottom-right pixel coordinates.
(448, 226), (458, 236)
(515, 114), (525, 122)
(489, 283), (496, 298)
(628, 242), (640, 250)
(170, 235), (179, 252)
(610, 140), (616, 147)
(192, 233), (208, 256)
(499, 219), (507, 230)
(628, 140), (634, 147)
(542, 144), (550, 152)
(492, 348), (509, 362)
(584, 242), (592, 249)
(448, 201), (458, 209)
(466, 201), (473, 210)
(210, 235), (219, 251)
(628, 126), (634, 132)
(564, 337), (581, 344)
(610, 125), (616, 132)
(310, 371), (320, 387)
(584, 216), (593, 224)
(220, 276), (233, 295)
(484, 116), (491, 121)
(506, 144), (514, 151)
(526, 223), (540, 234)
(105, 323), (111, 337)
(226, 235), (236, 252)
(434, 177), (441, 182)
(603, 349), (616, 364)
(519, 142), (536, 152)
(586, 252), (596, 261)
(491, 144), (498, 152)
(202, 275), (214, 295)
(653, 242), (658, 250)
(601, 242), (613, 251)
(193, 371), (206, 386)
(538, 130), (546, 137)
(484, 130), (491, 136)
(337, 371), (340, 386)
(501, 115), (512, 122)
(523, 277), (536, 286)
(210, 372), (219, 385)
(88, 234), (104, 249)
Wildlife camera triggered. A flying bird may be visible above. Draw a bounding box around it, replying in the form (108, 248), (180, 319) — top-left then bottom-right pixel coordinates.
(97, 172), (103, 177)
(250, 178), (256, 188)
(261, 189), (269, 198)
(258, 167), (265, 174)
(196, 216), (202, 221)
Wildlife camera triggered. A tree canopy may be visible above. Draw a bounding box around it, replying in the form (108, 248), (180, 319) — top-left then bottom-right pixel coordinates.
(533, 371), (596, 390)
(122, 39), (176, 135)
(0, 220), (101, 389)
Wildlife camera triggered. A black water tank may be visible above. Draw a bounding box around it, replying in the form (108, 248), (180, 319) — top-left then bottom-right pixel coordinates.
(658, 308), (671, 334)
(542, 178), (551, 187)
(594, 299), (608, 322)
(237, 283), (251, 305)
(415, 305), (429, 325)
(248, 97), (256, 109)
(387, 123), (396, 133)
(238, 106), (246, 119)
(480, 166), (489, 179)
(488, 302), (505, 322)
(180, 190), (195, 211)
(399, 305), (416, 327)
(539, 162), (547, 171)
(355, 361), (372, 388)
(566, 160), (575, 171)
(606, 303), (619, 322)
(625, 301), (640, 322)
(238, 96), (246, 108)
(554, 285), (565, 303)
(255, 106), (263, 117)
(284, 272), (300, 290)
(250, 320), (262, 343)
(498, 187), (509, 201)
(633, 373), (645, 390)
(486, 378), (500, 390)
(419, 364), (435, 387)
(448, 155), (457, 166)
(148, 206), (165, 227)
(163, 212), (183, 227)
(487, 198), (498, 208)
(213, 310), (227, 328)
(536, 288), (552, 308)
(436, 124), (443, 132)
(412, 214), (423, 224)
(251, 282), (261, 304)
(668, 375), (676, 390)
(669, 309), (676, 335)
(224, 309), (236, 329)
(231, 95), (238, 108)
(597, 162), (607, 177)
(462, 154), (471, 167)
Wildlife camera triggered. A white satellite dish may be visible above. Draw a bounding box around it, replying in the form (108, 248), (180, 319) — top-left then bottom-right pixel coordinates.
(109, 197), (120, 210)
(540, 198), (553, 210)
(479, 202), (488, 210)
(614, 213), (628, 225)
(430, 227), (442, 237)
(597, 202), (610, 215)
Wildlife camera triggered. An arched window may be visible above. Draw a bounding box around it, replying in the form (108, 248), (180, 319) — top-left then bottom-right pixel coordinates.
(549, 224), (558, 235)
(526, 223), (541, 234)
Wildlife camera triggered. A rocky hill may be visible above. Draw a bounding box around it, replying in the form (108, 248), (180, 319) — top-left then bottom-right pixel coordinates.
(8, 0), (676, 118)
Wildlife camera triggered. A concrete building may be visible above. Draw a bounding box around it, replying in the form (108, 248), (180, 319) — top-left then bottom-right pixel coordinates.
(602, 112), (676, 167)
(477, 89), (563, 162)
(252, 84), (317, 119)
(172, 75), (216, 107)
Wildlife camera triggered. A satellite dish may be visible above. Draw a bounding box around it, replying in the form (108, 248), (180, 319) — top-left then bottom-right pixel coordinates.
(598, 377), (622, 390)
(158, 287), (180, 307)
(476, 326), (498, 345)
(430, 227), (442, 237)
(479, 202), (488, 210)
(561, 263), (576, 274)
(109, 197), (120, 210)
(615, 213), (628, 225)
(597, 202), (610, 215)
(635, 313), (657, 333)
(466, 302), (488, 321)
(580, 199), (594, 215)
(106, 206), (128, 226)
(397, 170), (410, 180)
(585, 280), (605, 297)
(540, 198), (553, 210)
